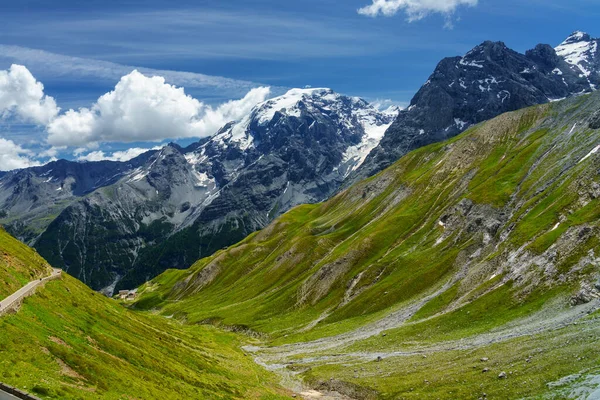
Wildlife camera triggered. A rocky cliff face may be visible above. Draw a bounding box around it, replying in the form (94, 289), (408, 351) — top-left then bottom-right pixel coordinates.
(347, 32), (599, 184)
(28, 88), (396, 292)
(0, 154), (155, 243)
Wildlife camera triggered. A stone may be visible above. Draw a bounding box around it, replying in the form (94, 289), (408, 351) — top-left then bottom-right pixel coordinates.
(499, 371), (507, 379)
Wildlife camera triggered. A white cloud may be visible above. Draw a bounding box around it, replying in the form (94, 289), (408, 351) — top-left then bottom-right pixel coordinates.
(47, 70), (271, 147)
(358, 0), (478, 21)
(0, 45), (282, 102)
(0, 138), (42, 171)
(76, 146), (163, 163)
(0, 64), (59, 125)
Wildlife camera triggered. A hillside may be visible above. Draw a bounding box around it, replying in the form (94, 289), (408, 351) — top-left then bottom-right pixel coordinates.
(137, 92), (600, 398)
(0, 226), (52, 298)
(0, 228), (288, 399)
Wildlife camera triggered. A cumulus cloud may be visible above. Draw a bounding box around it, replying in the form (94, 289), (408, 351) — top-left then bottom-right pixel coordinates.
(0, 138), (42, 171)
(358, 0), (477, 22)
(0, 64), (59, 125)
(47, 70), (271, 147)
(76, 146), (163, 163)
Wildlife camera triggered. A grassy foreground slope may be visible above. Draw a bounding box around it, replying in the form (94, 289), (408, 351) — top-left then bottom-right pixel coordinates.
(0, 226), (51, 298)
(0, 229), (288, 399)
(137, 93), (600, 398)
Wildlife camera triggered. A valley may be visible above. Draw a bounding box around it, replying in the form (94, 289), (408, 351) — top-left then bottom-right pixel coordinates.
(134, 92), (600, 398)
(0, 25), (599, 399)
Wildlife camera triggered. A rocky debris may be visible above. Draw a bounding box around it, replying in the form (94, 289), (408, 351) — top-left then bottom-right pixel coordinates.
(498, 371), (507, 379)
(570, 282), (600, 306)
(480, 357), (489, 362)
(483, 368), (490, 373)
(590, 110), (600, 130)
(436, 199), (504, 247)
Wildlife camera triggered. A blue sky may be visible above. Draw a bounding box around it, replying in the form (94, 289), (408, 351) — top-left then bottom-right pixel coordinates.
(0, 0), (598, 168)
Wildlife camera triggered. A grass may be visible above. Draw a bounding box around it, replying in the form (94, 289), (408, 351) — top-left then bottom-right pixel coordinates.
(300, 320), (600, 399)
(5, 94), (600, 399)
(0, 226), (51, 298)
(0, 234), (288, 400)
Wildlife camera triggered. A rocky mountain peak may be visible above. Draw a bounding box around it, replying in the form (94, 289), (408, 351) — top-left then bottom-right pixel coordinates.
(347, 34), (597, 186)
(555, 30), (599, 89)
(562, 31), (593, 45)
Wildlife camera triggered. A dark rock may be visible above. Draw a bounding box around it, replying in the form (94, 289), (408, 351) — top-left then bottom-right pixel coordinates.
(590, 110), (600, 130)
(346, 33), (599, 186)
(570, 283), (599, 306)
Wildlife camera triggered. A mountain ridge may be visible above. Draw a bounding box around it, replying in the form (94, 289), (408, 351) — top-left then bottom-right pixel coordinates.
(345, 31), (599, 186)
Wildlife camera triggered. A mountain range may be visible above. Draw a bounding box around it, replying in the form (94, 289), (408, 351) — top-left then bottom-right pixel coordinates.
(1, 31), (599, 294)
(137, 88), (600, 399)
(1, 31), (600, 400)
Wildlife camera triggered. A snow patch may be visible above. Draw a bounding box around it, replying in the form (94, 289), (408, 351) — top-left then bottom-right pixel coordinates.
(255, 88), (331, 125)
(569, 123), (578, 134)
(579, 144), (600, 163)
(459, 58), (484, 68)
(454, 118), (467, 130)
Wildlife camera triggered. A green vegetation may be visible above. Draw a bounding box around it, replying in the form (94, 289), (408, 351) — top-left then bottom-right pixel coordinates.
(0, 231), (288, 399)
(302, 324), (600, 399)
(0, 226), (51, 298)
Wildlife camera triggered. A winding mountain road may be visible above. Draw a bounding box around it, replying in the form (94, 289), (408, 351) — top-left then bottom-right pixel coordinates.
(0, 269), (62, 315)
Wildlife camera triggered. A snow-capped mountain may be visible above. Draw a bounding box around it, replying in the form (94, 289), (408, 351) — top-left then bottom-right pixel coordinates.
(11, 88), (396, 292)
(348, 32), (598, 185)
(202, 88), (395, 179)
(555, 31), (600, 90)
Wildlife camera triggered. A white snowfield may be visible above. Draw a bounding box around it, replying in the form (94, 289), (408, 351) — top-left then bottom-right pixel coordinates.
(207, 87), (399, 178)
(0, 269), (62, 316)
(555, 31), (598, 89)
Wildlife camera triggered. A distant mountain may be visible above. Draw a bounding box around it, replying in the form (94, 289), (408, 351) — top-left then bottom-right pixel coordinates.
(0, 154), (155, 242)
(12, 88), (396, 293)
(347, 31), (599, 184)
(555, 31), (600, 90)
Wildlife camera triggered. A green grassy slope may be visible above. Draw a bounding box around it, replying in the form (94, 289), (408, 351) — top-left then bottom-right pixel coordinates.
(136, 93), (600, 398)
(0, 226), (52, 298)
(0, 230), (288, 399)
(139, 93), (599, 332)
